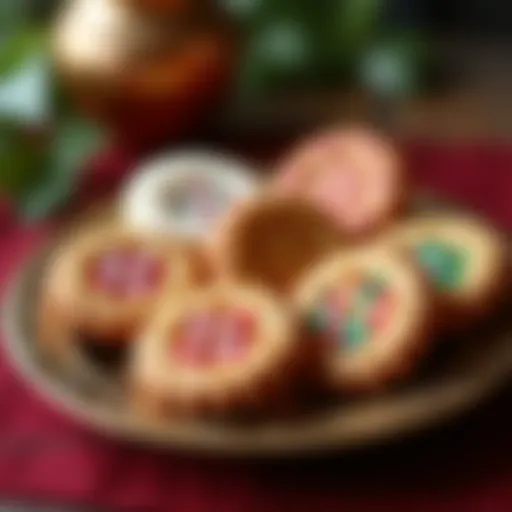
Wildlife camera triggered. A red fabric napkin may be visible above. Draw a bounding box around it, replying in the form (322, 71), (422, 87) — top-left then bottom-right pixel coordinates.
(0, 141), (511, 512)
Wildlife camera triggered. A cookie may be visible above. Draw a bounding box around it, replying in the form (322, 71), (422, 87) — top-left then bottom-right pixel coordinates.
(275, 126), (406, 237)
(211, 195), (345, 296)
(294, 246), (431, 393)
(120, 150), (259, 240)
(129, 283), (300, 417)
(183, 240), (217, 286)
(38, 226), (191, 363)
(385, 214), (508, 324)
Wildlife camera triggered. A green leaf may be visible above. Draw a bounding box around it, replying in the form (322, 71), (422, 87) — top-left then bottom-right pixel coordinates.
(259, 21), (312, 69)
(0, 52), (52, 124)
(221, 0), (263, 21)
(237, 19), (314, 98)
(0, 121), (48, 196)
(51, 117), (104, 174)
(0, 0), (30, 36)
(0, 28), (47, 76)
(226, 0), (327, 30)
(16, 116), (105, 221)
(328, 0), (384, 61)
(359, 33), (427, 98)
(16, 177), (68, 221)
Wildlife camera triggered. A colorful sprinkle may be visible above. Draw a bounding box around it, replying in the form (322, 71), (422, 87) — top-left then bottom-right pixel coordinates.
(306, 276), (394, 353)
(415, 241), (467, 291)
(343, 318), (367, 349)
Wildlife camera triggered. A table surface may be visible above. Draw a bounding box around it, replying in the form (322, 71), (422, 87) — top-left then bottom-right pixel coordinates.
(0, 140), (511, 512)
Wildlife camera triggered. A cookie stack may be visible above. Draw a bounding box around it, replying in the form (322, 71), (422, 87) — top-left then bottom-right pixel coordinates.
(37, 131), (508, 420)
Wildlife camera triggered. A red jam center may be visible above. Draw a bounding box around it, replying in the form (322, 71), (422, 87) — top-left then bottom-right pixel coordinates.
(172, 308), (257, 368)
(88, 247), (164, 298)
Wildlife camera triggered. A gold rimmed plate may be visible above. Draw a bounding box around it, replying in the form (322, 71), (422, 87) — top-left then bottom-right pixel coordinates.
(2, 194), (511, 456)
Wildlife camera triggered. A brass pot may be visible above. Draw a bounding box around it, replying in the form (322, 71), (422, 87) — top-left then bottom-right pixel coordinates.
(53, 0), (236, 148)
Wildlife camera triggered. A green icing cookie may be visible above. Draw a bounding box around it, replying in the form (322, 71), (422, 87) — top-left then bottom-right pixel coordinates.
(416, 241), (468, 291)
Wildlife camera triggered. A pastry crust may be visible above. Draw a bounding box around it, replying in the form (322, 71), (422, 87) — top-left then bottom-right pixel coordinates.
(210, 195), (345, 296)
(119, 150), (259, 240)
(38, 226), (191, 362)
(294, 246), (432, 393)
(129, 283), (301, 417)
(384, 214), (508, 325)
(274, 125), (406, 237)
(37, 283), (77, 366)
(182, 240), (217, 286)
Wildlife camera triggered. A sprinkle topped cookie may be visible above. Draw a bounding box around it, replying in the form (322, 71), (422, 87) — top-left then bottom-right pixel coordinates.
(306, 274), (397, 353)
(295, 247), (431, 392)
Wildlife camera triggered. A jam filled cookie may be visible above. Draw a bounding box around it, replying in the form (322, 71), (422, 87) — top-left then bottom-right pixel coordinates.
(211, 196), (345, 296)
(386, 214), (508, 324)
(120, 151), (259, 240)
(38, 227), (190, 363)
(294, 247), (431, 393)
(275, 126), (405, 237)
(130, 283), (299, 418)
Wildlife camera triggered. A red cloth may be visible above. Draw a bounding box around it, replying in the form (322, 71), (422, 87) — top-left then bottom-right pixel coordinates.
(0, 141), (511, 512)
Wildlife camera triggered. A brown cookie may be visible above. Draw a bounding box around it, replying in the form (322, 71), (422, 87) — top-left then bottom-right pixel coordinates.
(210, 195), (345, 296)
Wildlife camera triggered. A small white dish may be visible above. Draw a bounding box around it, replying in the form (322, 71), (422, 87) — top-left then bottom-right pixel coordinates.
(120, 150), (260, 239)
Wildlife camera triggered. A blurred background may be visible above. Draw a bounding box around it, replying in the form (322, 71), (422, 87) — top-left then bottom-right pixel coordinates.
(1, 0), (511, 220)
(1, 5), (512, 511)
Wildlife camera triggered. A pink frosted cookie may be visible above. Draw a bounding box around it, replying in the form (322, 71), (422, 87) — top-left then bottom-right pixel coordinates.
(275, 126), (406, 237)
(130, 283), (300, 417)
(294, 246), (431, 393)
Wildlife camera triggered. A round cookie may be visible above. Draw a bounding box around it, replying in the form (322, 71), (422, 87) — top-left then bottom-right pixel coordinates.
(38, 226), (191, 363)
(129, 283), (300, 418)
(275, 126), (406, 237)
(120, 150), (259, 240)
(385, 214), (508, 324)
(294, 247), (431, 393)
(211, 195), (345, 296)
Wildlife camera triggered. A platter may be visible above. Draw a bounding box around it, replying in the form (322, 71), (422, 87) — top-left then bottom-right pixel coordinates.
(2, 194), (511, 456)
